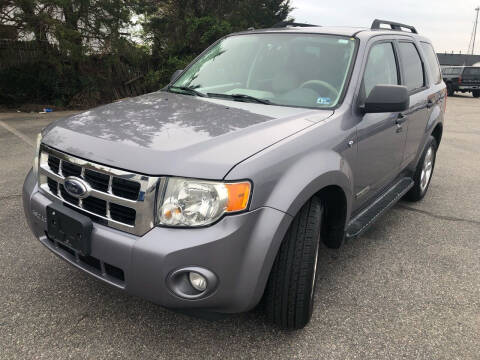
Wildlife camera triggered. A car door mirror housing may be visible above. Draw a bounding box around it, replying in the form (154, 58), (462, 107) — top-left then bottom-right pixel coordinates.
(363, 85), (409, 113)
(170, 69), (184, 83)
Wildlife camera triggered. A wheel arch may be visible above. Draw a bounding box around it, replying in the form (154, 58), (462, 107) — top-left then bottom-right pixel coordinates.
(265, 161), (353, 253)
(316, 184), (348, 249)
(431, 122), (443, 147)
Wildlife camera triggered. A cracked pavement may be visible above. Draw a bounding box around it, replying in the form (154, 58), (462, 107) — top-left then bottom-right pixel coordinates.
(399, 204), (480, 226)
(0, 95), (479, 359)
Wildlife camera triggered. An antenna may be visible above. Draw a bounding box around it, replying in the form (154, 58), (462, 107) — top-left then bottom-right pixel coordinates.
(469, 7), (480, 54)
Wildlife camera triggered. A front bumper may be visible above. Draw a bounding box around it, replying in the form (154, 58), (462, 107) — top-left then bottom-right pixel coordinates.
(23, 169), (292, 313)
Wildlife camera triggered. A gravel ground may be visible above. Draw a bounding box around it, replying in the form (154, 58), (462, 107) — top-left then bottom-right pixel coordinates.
(0, 95), (479, 359)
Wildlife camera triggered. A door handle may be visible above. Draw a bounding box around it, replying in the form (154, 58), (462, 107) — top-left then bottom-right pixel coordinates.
(395, 114), (406, 133)
(396, 114), (407, 125)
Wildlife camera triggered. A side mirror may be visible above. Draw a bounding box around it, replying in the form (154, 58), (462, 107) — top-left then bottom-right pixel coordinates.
(363, 85), (409, 113)
(170, 69), (184, 83)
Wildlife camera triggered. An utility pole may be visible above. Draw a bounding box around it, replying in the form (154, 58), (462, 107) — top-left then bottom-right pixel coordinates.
(472, 7), (479, 55)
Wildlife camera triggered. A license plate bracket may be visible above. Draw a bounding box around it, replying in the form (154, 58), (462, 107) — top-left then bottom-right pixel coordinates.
(47, 203), (93, 256)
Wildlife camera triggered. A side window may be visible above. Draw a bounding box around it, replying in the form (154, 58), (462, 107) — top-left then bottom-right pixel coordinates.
(398, 42), (425, 91)
(421, 42), (442, 84)
(363, 42), (399, 98)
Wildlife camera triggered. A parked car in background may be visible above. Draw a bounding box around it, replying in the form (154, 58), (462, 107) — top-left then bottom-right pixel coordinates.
(442, 66), (480, 97)
(23, 19), (445, 330)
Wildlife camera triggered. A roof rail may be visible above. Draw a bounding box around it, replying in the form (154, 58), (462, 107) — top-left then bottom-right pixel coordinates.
(371, 19), (418, 34)
(272, 21), (319, 28)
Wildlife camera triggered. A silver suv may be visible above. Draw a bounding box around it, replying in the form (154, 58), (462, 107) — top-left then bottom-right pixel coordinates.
(23, 19), (446, 329)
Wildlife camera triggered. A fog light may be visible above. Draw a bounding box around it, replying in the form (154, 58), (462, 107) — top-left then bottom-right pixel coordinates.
(189, 272), (207, 292)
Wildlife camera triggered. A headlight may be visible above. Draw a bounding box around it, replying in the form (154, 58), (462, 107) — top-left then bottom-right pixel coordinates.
(157, 178), (251, 227)
(32, 133), (42, 177)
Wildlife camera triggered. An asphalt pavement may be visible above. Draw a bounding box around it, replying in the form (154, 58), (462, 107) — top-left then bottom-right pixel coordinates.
(0, 95), (479, 359)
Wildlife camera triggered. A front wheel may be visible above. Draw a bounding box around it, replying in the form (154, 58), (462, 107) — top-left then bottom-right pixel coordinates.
(405, 136), (437, 202)
(472, 90), (480, 98)
(263, 197), (323, 330)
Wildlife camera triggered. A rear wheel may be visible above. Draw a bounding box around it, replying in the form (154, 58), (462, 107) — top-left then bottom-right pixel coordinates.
(264, 196), (323, 330)
(472, 90), (480, 98)
(405, 136), (437, 202)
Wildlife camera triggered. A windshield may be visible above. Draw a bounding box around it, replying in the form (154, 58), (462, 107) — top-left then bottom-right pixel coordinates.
(170, 33), (357, 108)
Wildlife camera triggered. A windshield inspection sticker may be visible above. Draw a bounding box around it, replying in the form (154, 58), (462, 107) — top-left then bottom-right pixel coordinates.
(317, 97), (331, 105)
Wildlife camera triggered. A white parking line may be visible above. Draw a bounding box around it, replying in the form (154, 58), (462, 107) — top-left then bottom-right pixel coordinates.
(0, 120), (34, 147)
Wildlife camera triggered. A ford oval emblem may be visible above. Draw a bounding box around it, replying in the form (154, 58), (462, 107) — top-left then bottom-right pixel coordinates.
(63, 177), (89, 198)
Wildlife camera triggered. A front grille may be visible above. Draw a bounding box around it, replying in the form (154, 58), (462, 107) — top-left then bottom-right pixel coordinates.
(110, 203), (136, 225)
(84, 169), (109, 192)
(60, 184), (79, 205)
(64, 202), (108, 226)
(62, 161), (82, 177)
(47, 178), (58, 194)
(83, 196), (107, 216)
(48, 156), (60, 174)
(112, 177), (141, 200)
(38, 145), (164, 235)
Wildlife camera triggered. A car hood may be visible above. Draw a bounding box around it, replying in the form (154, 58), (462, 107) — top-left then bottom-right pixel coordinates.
(42, 91), (333, 178)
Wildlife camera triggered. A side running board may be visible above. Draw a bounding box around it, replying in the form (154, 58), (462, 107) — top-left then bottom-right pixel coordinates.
(346, 177), (414, 239)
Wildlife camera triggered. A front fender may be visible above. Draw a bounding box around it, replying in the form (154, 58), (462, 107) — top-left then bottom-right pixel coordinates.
(226, 131), (355, 222)
(259, 150), (353, 219)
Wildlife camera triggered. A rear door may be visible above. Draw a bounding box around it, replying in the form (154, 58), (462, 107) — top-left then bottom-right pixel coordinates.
(396, 41), (430, 165)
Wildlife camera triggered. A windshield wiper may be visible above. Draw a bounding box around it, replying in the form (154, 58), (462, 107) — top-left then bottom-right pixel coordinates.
(169, 86), (207, 97)
(207, 93), (272, 105)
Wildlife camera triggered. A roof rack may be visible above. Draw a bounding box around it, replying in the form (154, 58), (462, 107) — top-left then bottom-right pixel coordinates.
(272, 21), (319, 28)
(371, 19), (418, 34)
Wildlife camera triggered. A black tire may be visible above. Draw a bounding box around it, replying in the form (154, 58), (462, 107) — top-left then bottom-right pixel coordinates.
(447, 84), (454, 96)
(264, 196), (323, 330)
(472, 90), (480, 98)
(405, 136), (437, 202)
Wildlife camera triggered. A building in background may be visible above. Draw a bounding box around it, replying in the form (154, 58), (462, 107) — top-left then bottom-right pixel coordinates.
(437, 53), (480, 67)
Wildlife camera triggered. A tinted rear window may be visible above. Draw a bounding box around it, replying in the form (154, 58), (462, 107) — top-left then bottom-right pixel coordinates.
(398, 42), (425, 91)
(421, 42), (442, 84)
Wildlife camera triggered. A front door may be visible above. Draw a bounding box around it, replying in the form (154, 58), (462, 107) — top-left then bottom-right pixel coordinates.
(353, 40), (407, 209)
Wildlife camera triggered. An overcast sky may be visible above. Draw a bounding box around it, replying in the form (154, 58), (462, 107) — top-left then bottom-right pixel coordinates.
(290, 0), (480, 54)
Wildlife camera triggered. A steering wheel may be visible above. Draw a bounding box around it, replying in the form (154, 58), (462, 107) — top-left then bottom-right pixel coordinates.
(299, 80), (339, 99)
